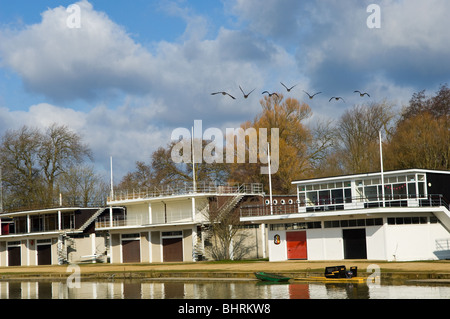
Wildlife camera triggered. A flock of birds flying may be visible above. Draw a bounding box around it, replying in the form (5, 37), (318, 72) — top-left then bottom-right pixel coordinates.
(211, 82), (371, 103)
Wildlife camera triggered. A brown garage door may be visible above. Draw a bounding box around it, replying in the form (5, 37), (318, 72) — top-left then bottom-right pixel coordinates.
(122, 240), (141, 263)
(37, 245), (52, 265)
(8, 246), (21, 266)
(163, 238), (183, 262)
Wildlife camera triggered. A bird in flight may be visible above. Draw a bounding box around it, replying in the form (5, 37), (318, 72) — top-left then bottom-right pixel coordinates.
(303, 91), (322, 99)
(239, 86), (255, 99)
(329, 96), (345, 103)
(262, 91), (279, 97)
(354, 90), (370, 97)
(211, 91), (236, 99)
(280, 82), (297, 92)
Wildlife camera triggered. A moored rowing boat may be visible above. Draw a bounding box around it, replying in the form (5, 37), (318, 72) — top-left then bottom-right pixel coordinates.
(294, 276), (366, 284)
(254, 272), (291, 282)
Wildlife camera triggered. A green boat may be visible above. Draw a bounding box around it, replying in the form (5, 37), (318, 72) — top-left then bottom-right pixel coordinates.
(254, 272), (291, 282)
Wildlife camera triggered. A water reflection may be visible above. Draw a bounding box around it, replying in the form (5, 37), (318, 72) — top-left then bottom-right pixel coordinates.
(0, 280), (449, 299)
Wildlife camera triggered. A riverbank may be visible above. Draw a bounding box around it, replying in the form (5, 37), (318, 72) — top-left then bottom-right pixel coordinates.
(0, 260), (449, 282)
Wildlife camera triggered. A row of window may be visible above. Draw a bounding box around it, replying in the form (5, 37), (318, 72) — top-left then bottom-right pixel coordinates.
(270, 222), (322, 231)
(270, 216), (438, 230)
(387, 216), (438, 225)
(324, 218), (383, 228)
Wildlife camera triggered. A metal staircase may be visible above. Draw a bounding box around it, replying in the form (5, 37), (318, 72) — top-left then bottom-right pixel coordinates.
(79, 207), (108, 231)
(57, 233), (76, 264)
(214, 194), (245, 222)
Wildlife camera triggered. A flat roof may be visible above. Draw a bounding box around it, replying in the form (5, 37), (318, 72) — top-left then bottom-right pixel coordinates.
(0, 207), (100, 218)
(292, 169), (450, 185)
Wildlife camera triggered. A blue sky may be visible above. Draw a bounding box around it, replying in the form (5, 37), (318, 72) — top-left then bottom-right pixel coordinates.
(0, 0), (449, 180)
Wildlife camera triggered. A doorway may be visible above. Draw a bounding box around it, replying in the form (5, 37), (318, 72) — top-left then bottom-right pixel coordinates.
(37, 245), (52, 265)
(286, 231), (307, 260)
(122, 239), (141, 263)
(163, 238), (183, 262)
(8, 246), (21, 266)
(343, 229), (367, 259)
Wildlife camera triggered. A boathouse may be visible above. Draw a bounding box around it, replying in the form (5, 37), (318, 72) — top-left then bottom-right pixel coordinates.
(240, 169), (450, 261)
(0, 207), (119, 266)
(99, 182), (266, 263)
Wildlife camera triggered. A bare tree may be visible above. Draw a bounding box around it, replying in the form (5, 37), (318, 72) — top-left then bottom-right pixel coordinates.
(334, 101), (395, 174)
(39, 124), (93, 204)
(0, 124), (92, 210)
(59, 165), (108, 206)
(203, 197), (252, 261)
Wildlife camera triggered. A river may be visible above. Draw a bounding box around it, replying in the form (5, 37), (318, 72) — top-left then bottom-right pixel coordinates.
(1, 279), (450, 299)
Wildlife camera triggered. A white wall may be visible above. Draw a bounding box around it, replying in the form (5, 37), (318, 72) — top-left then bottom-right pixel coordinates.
(268, 230), (287, 261)
(385, 222), (450, 261)
(366, 226), (386, 260)
(127, 203), (149, 224)
(268, 228), (344, 261)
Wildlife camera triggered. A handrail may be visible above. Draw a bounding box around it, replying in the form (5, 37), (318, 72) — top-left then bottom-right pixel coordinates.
(109, 182), (264, 202)
(240, 194), (450, 218)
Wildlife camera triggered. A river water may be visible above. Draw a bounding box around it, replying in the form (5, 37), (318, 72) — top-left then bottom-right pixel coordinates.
(1, 279), (450, 299)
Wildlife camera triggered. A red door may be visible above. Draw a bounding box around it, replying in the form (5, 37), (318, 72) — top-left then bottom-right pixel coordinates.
(286, 231), (307, 260)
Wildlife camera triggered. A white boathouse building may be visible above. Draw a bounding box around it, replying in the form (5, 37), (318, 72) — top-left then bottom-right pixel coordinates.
(240, 169), (450, 261)
(98, 182), (265, 263)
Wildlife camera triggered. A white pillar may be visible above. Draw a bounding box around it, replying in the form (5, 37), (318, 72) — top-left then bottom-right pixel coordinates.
(91, 233), (96, 263)
(261, 224), (266, 258)
(148, 203), (152, 224)
(191, 197), (196, 221)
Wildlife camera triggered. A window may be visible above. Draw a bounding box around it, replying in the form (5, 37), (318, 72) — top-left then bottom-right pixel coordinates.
(319, 190), (330, 205)
(430, 216), (439, 224)
(270, 222), (322, 231)
(388, 216), (429, 225)
(344, 189), (352, 203)
(365, 186), (378, 201)
(324, 218), (383, 228)
(307, 191), (317, 206)
(161, 231), (182, 237)
(408, 183), (417, 198)
(122, 233), (140, 239)
(393, 183), (407, 199)
(331, 189), (344, 204)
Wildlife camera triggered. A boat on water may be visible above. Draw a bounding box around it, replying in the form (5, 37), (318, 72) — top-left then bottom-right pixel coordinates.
(254, 272), (291, 282)
(294, 276), (366, 284)
(294, 265), (366, 284)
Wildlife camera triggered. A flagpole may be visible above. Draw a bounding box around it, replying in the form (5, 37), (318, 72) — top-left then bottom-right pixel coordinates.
(268, 143), (273, 215)
(192, 126), (196, 193)
(110, 156), (114, 200)
(379, 131), (385, 207)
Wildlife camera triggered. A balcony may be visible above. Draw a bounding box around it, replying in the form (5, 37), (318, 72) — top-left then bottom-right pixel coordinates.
(95, 209), (196, 229)
(240, 194), (449, 218)
(108, 182), (264, 203)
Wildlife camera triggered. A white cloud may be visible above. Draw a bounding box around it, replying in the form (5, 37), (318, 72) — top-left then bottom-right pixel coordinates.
(0, 0), (155, 102)
(0, 0), (295, 125)
(1, 0), (448, 180)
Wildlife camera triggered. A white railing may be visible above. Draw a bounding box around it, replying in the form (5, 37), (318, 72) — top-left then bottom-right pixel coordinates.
(109, 182), (264, 202)
(240, 194), (449, 218)
(95, 211), (195, 229)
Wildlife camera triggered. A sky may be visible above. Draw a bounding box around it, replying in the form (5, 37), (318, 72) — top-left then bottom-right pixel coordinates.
(0, 0), (449, 181)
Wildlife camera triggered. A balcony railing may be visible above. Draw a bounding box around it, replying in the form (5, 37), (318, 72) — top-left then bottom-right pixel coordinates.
(95, 210), (195, 229)
(109, 182), (264, 202)
(240, 194), (449, 218)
